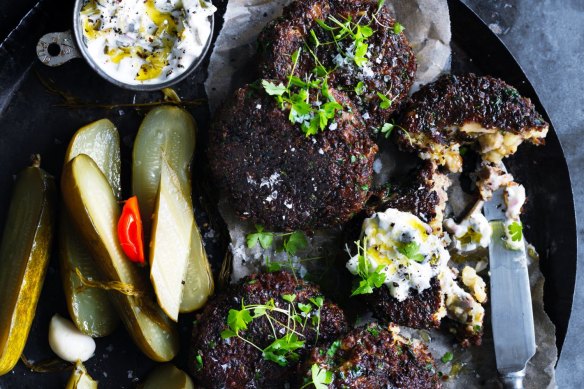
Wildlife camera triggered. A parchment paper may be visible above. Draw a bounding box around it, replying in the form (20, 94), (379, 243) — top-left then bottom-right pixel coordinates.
(203, 0), (557, 387)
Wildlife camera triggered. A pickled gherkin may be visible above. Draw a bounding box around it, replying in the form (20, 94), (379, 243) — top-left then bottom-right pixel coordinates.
(60, 118), (120, 337)
(62, 154), (179, 361)
(132, 106), (213, 313)
(0, 159), (56, 376)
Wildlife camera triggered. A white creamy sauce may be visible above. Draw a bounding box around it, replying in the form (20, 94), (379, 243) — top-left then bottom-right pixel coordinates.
(444, 207), (491, 253)
(346, 208), (450, 302)
(504, 183), (526, 220)
(80, 0), (215, 85)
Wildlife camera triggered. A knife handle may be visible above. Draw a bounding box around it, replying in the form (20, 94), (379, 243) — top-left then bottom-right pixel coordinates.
(500, 369), (525, 389)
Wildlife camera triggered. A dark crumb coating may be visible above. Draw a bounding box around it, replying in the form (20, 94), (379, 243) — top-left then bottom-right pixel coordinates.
(396, 73), (548, 146)
(258, 0), (417, 130)
(363, 277), (444, 329)
(443, 319), (483, 348)
(301, 323), (441, 388)
(208, 84), (378, 231)
(381, 161), (450, 234)
(191, 271), (348, 389)
(394, 73), (549, 171)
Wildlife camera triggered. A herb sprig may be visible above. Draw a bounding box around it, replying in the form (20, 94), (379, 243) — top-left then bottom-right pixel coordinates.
(262, 48), (342, 136)
(246, 225), (311, 277)
(220, 293), (325, 367)
(350, 239), (386, 296)
(301, 364), (333, 389)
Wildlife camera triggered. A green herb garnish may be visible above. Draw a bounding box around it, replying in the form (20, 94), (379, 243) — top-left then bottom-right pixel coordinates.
(351, 240), (386, 296)
(393, 22), (405, 34)
(301, 364), (333, 389)
(441, 351), (454, 364)
(246, 225), (274, 249)
(221, 295), (324, 367)
(376, 91), (393, 109)
(396, 241), (425, 263)
(195, 354), (204, 371)
(380, 122), (394, 138)
(508, 221), (523, 242)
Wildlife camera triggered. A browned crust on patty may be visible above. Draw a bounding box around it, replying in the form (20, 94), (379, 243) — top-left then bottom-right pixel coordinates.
(191, 271), (348, 388)
(397, 73), (548, 144)
(258, 0), (417, 131)
(363, 276), (444, 329)
(208, 84), (378, 231)
(382, 161), (450, 234)
(300, 322), (441, 388)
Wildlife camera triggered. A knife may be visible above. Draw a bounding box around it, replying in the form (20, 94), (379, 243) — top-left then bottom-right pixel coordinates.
(484, 187), (536, 389)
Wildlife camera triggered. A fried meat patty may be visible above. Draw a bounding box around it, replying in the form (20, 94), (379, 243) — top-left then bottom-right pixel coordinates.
(258, 0), (417, 131)
(363, 276), (445, 330)
(395, 73), (549, 172)
(382, 161), (451, 235)
(191, 271), (348, 388)
(300, 322), (441, 388)
(208, 84), (378, 231)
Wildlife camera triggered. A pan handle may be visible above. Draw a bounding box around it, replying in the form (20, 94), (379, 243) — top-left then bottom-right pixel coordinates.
(36, 31), (81, 67)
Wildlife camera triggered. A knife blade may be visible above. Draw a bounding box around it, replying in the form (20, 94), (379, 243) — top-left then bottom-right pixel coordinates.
(484, 187), (536, 389)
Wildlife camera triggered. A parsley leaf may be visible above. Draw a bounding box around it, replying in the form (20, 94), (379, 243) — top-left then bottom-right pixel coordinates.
(508, 221), (523, 242)
(380, 122), (394, 138)
(326, 340), (341, 358)
(194, 354), (204, 371)
(393, 22), (405, 34)
(351, 266), (386, 296)
(441, 351), (454, 363)
(310, 363), (333, 389)
(246, 225), (274, 249)
(353, 41), (369, 67)
(376, 92), (393, 109)
(262, 80), (287, 96)
(298, 302), (312, 314)
(309, 296), (324, 308)
(226, 306), (253, 334)
(282, 293), (296, 303)
(354, 81), (365, 95)
(284, 231), (308, 256)
(263, 334), (305, 367)
(396, 241), (425, 263)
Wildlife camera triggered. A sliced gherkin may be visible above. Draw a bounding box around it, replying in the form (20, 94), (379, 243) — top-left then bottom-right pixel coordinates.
(60, 118), (120, 337)
(0, 160), (55, 376)
(132, 106), (213, 313)
(65, 361), (98, 389)
(141, 364), (194, 389)
(62, 154), (179, 361)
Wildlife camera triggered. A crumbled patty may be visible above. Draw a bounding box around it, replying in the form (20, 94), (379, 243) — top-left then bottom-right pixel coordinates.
(363, 276), (445, 330)
(208, 84), (378, 231)
(191, 271), (348, 389)
(382, 161), (451, 234)
(395, 73), (549, 172)
(300, 322), (441, 388)
(258, 0), (417, 131)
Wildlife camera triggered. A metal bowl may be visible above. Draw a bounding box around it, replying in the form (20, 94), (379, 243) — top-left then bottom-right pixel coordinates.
(36, 0), (214, 91)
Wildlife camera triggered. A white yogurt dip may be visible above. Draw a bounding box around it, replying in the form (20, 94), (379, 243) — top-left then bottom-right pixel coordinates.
(80, 0), (215, 85)
(346, 208), (450, 302)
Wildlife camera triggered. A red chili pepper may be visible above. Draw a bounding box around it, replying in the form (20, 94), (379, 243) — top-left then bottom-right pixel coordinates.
(118, 196), (145, 264)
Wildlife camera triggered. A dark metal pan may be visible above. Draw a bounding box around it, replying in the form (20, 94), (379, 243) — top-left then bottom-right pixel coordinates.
(0, 0), (576, 387)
